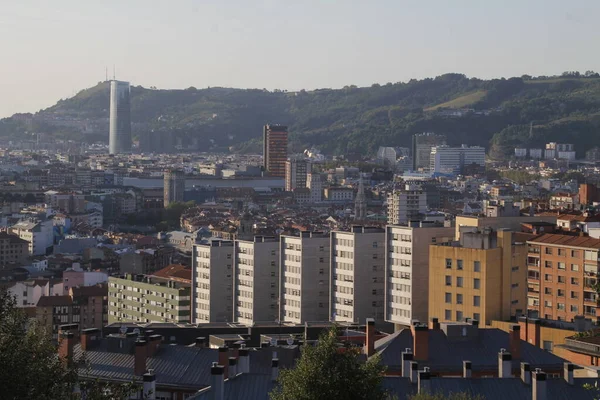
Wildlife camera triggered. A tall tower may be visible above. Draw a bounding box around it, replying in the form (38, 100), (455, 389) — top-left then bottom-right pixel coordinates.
(354, 175), (367, 221)
(109, 80), (132, 155)
(285, 158), (311, 191)
(163, 169), (185, 207)
(263, 124), (288, 177)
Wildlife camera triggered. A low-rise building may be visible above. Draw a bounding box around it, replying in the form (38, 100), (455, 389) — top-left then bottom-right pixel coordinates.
(108, 265), (192, 324)
(0, 232), (29, 267)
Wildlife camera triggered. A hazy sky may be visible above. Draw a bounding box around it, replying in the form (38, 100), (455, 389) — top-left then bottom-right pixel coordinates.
(1, 0), (599, 117)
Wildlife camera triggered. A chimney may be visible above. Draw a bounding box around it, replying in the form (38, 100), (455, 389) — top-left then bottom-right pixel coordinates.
(218, 347), (229, 379)
(58, 331), (75, 366)
(532, 369), (547, 400)
(80, 328), (100, 352)
(147, 334), (162, 357)
(418, 367), (431, 394)
(522, 318), (540, 347)
(410, 361), (419, 384)
(521, 362), (531, 385)
(401, 349), (413, 378)
(210, 362), (225, 400)
(411, 324), (429, 361)
(238, 345), (250, 374)
(195, 337), (206, 348)
(143, 371), (156, 400)
(429, 318), (440, 331)
(498, 349), (512, 378)
(509, 325), (521, 359)
(271, 358), (279, 382)
(135, 340), (147, 376)
(463, 361), (472, 378)
(365, 318), (375, 357)
(228, 357), (238, 378)
(564, 362), (574, 385)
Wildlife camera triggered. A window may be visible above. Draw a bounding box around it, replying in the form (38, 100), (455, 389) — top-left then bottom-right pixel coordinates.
(444, 309), (451, 320)
(545, 248), (553, 255)
(571, 264), (580, 272)
(456, 277), (463, 287)
(545, 261), (552, 268)
(557, 303), (565, 311)
(372, 254), (378, 259)
(456, 294), (463, 304)
(372, 242), (378, 248)
(445, 293), (452, 303)
(445, 276), (452, 286)
(473, 313), (480, 322)
(571, 305), (579, 312)
(571, 277), (579, 285)
(558, 249), (565, 256)
(372, 289), (377, 295)
(544, 300), (552, 308)
(558, 262), (566, 270)
(372, 266), (377, 272)
(457, 260), (463, 270)
(571, 291), (578, 299)
(557, 289), (564, 297)
(456, 311), (463, 322)
(473, 279), (480, 289)
(446, 259), (452, 269)
(474, 261), (481, 272)
(544, 274), (552, 282)
(558, 276), (565, 283)
(571, 250), (579, 258)
(473, 296), (481, 307)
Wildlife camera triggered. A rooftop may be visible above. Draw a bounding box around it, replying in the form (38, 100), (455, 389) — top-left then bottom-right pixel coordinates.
(527, 233), (600, 249)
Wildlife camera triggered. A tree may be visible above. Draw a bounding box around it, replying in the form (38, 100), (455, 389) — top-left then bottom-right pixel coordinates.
(0, 287), (140, 400)
(269, 326), (387, 400)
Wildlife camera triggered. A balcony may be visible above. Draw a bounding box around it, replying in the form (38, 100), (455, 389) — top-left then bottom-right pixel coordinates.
(564, 338), (600, 356)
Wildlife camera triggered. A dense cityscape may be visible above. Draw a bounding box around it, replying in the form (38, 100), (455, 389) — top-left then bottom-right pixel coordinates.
(5, 2), (600, 400)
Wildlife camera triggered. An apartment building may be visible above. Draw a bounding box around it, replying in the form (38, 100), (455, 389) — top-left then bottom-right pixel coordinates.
(234, 236), (279, 325)
(263, 124), (288, 177)
(285, 158), (311, 192)
(0, 232), (29, 267)
(429, 229), (529, 326)
(36, 283), (107, 340)
(387, 185), (428, 225)
(385, 223), (454, 328)
(526, 234), (600, 322)
(108, 265), (192, 324)
(429, 145), (486, 174)
(279, 232), (330, 324)
(192, 240), (234, 323)
(330, 226), (385, 323)
(10, 219), (53, 256)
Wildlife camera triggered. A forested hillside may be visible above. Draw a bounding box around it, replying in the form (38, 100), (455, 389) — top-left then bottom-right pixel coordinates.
(3, 72), (600, 158)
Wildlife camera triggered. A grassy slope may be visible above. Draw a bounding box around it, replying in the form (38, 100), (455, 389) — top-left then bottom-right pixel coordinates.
(424, 90), (487, 111)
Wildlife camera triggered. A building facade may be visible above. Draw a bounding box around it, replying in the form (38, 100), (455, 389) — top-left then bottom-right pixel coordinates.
(429, 229), (528, 326)
(107, 267), (192, 324)
(330, 226), (385, 323)
(0, 232), (29, 267)
(526, 234), (600, 322)
(108, 80), (132, 155)
(192, 240), (234, 323)
(412, 132), (446, 171)
(234, 236), (279, 325)
(262, 124), (288, 177)
(164, 169), (186, 207)
(385, 224), (454, 327)
(429, 145), (486, 174)
(306, 173), (323, 202)
(279, 232), (330, 324)
(285, 158), (311, 192)
(387, 185), (428, 225)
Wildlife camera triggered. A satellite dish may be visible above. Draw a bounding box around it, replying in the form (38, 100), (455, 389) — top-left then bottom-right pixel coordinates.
(133, 328), (141, 336)
(270, 338), (278, 347)
(119, 326), (127, 335)
(286, 337), (294, 346)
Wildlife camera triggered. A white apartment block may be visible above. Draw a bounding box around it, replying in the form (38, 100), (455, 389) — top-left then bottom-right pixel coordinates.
(234, 236), (279, 325)
(330, 226), (385, 323)
(192, 240), (234, 323)
(279, 232), (330, 324)
(7, 279), (61, 307)
(387, 185), (428, 225)
(430, 145), (485, 174)
(10, 219), (54, 256)
(385, 223), (454, 327)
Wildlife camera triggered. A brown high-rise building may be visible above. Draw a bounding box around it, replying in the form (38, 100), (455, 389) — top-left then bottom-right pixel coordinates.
(263, 124), (288, 177)
(527, 234), (600, 322)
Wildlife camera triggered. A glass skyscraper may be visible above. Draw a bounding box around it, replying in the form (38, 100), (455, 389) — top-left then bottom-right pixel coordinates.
(109, 80), (131, 155)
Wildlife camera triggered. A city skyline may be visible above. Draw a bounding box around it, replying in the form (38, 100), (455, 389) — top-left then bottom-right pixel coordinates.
(1, 0), (599, 117)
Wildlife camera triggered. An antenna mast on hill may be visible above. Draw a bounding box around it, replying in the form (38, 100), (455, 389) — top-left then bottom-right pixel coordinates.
(105, 67), (108, 82)
(529, 121), (533, 138)
(113, 65), (116, 80)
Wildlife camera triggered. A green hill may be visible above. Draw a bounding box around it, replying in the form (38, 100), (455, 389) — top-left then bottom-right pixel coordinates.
(4, 72), (600, 158)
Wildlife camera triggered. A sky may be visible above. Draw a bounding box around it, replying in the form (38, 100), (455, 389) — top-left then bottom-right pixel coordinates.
(1, 0), (599, 118)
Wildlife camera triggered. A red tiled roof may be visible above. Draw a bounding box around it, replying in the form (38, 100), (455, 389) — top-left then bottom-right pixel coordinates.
(151, 264), (192, 282)
(527, 233), (600, 249)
